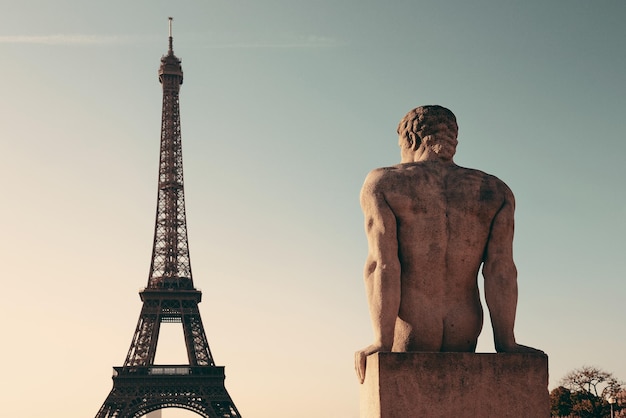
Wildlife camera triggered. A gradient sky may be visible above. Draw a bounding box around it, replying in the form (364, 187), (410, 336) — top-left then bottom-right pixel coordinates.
(1, 1), (625, 417)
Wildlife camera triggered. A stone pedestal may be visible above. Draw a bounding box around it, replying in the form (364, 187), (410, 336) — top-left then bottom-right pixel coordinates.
(360, 352), (549, 418)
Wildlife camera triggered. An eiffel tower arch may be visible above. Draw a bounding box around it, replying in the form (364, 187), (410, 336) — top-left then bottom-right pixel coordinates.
(96, 18), (242, 418)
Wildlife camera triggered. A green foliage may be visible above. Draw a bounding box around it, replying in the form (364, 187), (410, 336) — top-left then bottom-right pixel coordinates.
(555, 366), (624, 418)
(550, 386), (572, 417)
(570, 390), (607, 417)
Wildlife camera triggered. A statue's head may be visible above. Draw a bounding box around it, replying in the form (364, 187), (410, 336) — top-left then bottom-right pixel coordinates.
(397, 105), (458, 162)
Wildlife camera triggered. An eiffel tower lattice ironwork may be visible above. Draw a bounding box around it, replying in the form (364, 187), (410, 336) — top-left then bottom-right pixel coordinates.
(96, 18), (242, 418)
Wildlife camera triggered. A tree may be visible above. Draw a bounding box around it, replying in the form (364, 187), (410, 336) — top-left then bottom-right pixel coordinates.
(559, 366), (623, 418)
(550, 386), (572, 417)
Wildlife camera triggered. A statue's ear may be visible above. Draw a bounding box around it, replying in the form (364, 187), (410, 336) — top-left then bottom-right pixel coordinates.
(408, 132), (420, 150)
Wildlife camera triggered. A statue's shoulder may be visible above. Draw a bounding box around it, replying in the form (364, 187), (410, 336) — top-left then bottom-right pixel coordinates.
(455, 165), (514, 198)
(361, 166), (401, 197)
(363, 165), (403, 185)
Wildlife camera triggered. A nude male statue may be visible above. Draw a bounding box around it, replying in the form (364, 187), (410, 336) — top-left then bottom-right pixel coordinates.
(355, 105), (541, 383)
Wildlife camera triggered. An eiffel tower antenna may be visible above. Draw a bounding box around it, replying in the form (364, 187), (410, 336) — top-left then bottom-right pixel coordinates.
(96, 18), (242, 418)
(168, 17), (173, 53)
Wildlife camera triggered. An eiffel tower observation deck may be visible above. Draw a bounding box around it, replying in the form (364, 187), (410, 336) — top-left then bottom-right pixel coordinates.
(96, 18), (242, 418)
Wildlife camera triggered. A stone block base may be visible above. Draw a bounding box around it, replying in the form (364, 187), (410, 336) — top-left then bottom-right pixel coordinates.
(360, 352), (549, 418)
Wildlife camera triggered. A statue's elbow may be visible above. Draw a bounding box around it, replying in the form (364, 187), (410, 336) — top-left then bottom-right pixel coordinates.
(364, 259), (400, 284)
(483, 261), (517, 283)
(364, 260), (377, 278)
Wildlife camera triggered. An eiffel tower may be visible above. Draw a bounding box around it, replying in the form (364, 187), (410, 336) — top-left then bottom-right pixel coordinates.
(96, 18), (242, 418)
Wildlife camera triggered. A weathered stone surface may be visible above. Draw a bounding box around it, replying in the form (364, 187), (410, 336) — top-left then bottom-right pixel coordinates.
(360, 352), (549, 418)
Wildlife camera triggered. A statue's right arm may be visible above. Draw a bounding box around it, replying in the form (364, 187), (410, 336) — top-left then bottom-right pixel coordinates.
(483, 182), (543, 355)
(355, 170), (401, 383)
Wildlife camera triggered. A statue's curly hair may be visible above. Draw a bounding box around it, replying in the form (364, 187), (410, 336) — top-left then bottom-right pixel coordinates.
(397, 105), (458, 147)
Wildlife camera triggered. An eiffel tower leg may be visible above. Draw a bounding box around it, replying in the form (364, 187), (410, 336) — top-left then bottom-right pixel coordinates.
(123, 300), (162, 367)
(96, 380), (125, 418)
(182, 300), (215, 366)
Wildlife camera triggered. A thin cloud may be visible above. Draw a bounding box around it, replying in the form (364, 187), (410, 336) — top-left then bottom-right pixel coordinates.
(0, 34), (135, 45)
(0, 33), (347, 49)
(200, 35), (348, 49)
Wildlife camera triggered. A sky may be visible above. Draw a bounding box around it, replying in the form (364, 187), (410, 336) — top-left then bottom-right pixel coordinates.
(1, 1), (625, 417)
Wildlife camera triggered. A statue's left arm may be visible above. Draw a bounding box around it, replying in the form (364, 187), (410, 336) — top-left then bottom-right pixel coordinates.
(355, 170), (402, 383)
(483, 184), (543, 354)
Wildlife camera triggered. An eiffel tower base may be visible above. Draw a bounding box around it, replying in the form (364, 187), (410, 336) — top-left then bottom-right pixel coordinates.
(96, 366), (241, 418)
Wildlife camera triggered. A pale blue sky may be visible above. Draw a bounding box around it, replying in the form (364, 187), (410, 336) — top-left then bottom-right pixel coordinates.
(1, 1), (624, 417)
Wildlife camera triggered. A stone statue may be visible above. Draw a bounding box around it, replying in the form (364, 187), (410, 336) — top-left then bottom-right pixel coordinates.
(355, 105), (542, 383)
